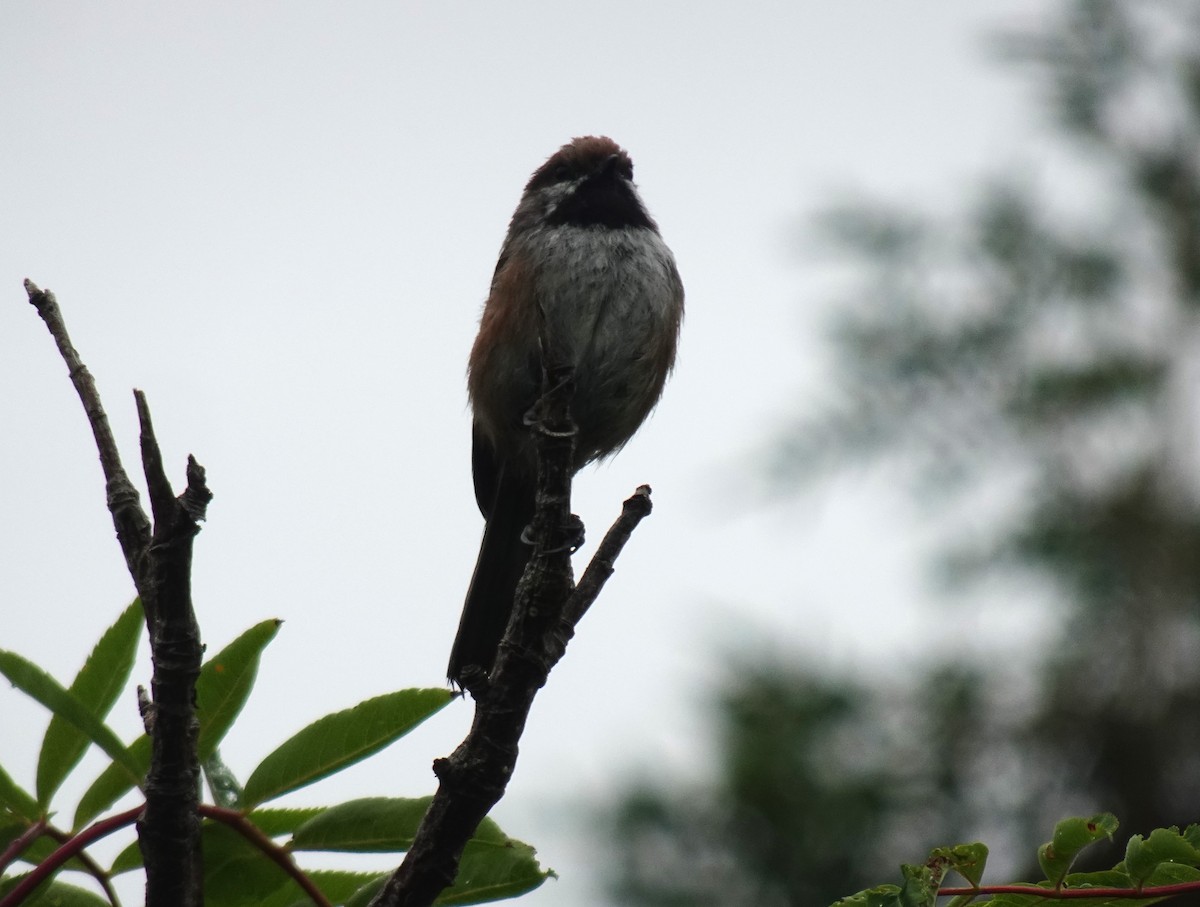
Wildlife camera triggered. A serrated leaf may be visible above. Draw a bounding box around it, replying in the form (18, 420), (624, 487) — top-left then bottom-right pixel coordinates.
(988, 889), (1163, 906)
(345, 875), (389, 907)
(109, 838), (143, 875)
(5, 832), (54, 868)
(242, 688), (452, 808)
(0, 873), (115, 907)
(984, 869), (1174, 907)
(291, 796), (431, 852)
(6, 830), (99, 878)
(1124, 834), (1151, 885)
(19, 878), (114, 907)
(437, 836), (552, 905)
(0, 762), (41, 822)
(1141, 861), (1200, 887)
(246, 806), (328, 838)
(1124, 827), (1200, 885)
(256, 870), (385, 907)
(204, 749), (243, 809)
(199, 825), (386, 907)
(37, 599), (142, 808)
(944, 894), (979, 907)
(196, 620), (282, 759)
(288, 796), (510, 854)
(203, 820), (293, 905)
(830, 884), (904, 907)
(468, 816), (509, 845)
(0, 821), (34, 866)
(928, 842), (988, 888)
(74, 619), (280, 828)
(287, 796), (545, 903)
(1037, 814), (1118, 885)
(276, 799), (545, 906)
(0, 819), (26, 843)
(0, 651), (141, 790)
(983, 885), (1058, 907)
(1184, 824), (1200, 849)
(895, 863), (939, 907)
(73, 737), (150, 829)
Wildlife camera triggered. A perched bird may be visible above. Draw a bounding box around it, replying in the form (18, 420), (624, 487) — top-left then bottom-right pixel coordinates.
(448, 136), (684, 684)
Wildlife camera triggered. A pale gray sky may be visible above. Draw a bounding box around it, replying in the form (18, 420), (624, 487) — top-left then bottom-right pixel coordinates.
(2, 3), (1053, 904)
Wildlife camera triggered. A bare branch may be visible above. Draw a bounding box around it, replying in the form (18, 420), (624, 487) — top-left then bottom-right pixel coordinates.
(369, 360), (653, 906)
(136, 389), (175, 530)
(135, 388), (208, 906)
(24, 279), (151, 600)
(561, 483), (654, 639)
(24, 280), (209, 907)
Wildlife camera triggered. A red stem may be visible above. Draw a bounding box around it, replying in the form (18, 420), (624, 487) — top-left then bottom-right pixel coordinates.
(0, 806), (142, 907)
(939, 879), (1200, 900)
(200, 805), (332, 907)
(0, 819), (47, 874)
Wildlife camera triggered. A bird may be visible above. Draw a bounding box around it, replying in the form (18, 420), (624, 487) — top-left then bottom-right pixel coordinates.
(448, 136), (684, 685)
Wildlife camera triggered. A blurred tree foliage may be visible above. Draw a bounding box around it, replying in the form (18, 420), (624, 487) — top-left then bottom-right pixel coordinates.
(602, 2), (1200, 904)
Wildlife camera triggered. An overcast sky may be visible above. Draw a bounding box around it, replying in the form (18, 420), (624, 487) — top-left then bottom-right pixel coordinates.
(2, 3), (1056, 904)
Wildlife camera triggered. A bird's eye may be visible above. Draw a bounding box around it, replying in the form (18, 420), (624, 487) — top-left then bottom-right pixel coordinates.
(552, 163), (572, 182)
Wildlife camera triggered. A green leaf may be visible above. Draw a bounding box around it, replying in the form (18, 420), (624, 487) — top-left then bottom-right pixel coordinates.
(256, 870), (384, 907)
(1184, 824), (1200, 849)
(198, 822), (384, 907)
(0, 650), (141, 789)
(0, 820), (32, 862)
(290, 796), (432, 852)
(12, 878), (113, 907)
(895, 863), (939, 907)
(196, 619), (282, 759)
(73, 737), (149, 829)
(985, 871), (1165, 907)
(345, 875), (389, 907)
(438, 836), (552, 905)
(980, 867), (1196, 907)
(202, 820), (293, 905)
(4, 830), (98, 877)
(927, 842), (988, 888)
(982, 885), (1059, 907)
(1037, 814), (1118, 885)
(1124, 827), (1200, 886)
(1139, 861), (1200, 888)
(830, 884), (904, 907)
(836, 820), (1200, 907)
(36, 599), (142, 808)
(0, 762), (41, 822)
(112, 806), (331, 877)
(830, 864), (938, 907)
(204, 749), (243, 809)
(74, 619), (280, 828)
(242, 688), (452, 808)
(288, 797), (550, 903)
(246, 806), (328, 837)
(109, 838), (143, 875)
(944, 895), (979, 907)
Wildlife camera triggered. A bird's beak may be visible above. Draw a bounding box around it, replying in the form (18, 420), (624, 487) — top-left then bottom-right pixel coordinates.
(595, 153), (623, 179)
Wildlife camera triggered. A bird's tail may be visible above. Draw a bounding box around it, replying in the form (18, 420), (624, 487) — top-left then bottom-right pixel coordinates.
(448, 471), (535, 684)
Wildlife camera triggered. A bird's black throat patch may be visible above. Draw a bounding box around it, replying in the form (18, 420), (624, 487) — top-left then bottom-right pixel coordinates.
(548, 173), (655, 230)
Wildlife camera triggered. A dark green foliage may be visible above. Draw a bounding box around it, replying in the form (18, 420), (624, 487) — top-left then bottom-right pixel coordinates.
(836, 815), (1200, 906)
(606, 661), (1000, 907)
(605, 2), (1200, 905)
(0, 605), (551, 905)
